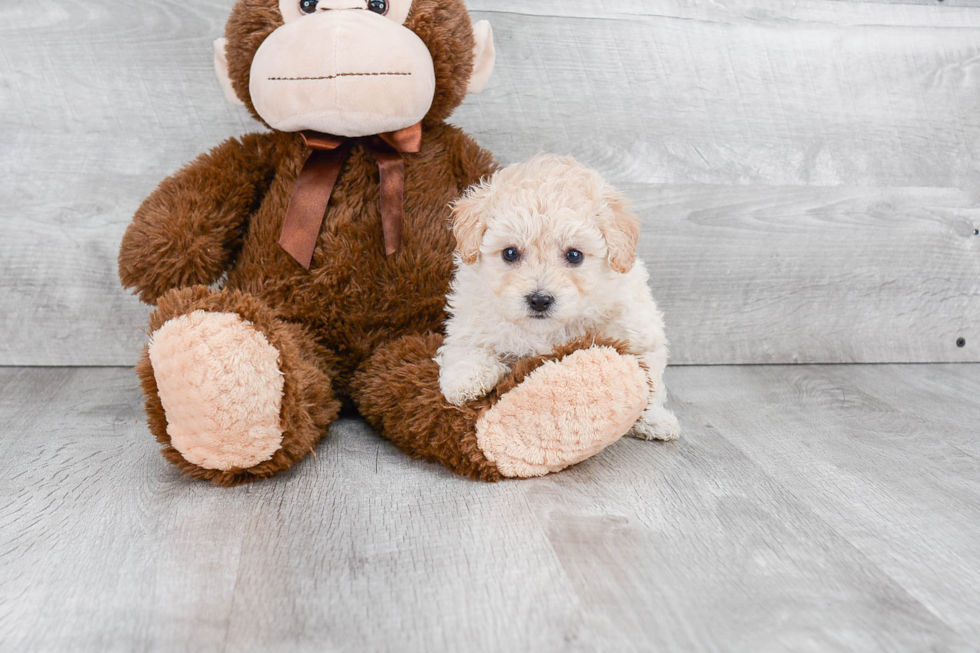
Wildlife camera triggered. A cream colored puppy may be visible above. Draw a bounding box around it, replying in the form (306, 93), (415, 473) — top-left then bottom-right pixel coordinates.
(436, 155), (679, 441)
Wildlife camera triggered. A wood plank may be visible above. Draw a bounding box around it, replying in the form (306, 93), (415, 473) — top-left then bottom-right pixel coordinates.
(0, 0), (248, 367)
(469, 0), (980, 21)
(2, 365), (980, 651)
(668, 363), (980, 644)
(1, 0), (979, 365)
(634, 184), (980, 364)
(460, 2), (980, 189)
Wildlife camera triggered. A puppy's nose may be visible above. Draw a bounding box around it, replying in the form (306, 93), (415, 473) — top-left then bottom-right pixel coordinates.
(526, 293), (555, 314)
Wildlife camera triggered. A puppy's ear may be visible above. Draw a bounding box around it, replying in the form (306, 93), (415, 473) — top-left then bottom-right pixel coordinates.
(599, 188), (642, 274)
(451, 183), (492, 265)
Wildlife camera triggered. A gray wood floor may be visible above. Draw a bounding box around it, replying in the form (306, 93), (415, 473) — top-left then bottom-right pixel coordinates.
(1, 364), (978, 652)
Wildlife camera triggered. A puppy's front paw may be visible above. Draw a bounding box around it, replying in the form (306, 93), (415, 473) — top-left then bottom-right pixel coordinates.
(439, 360), (509, 406)
(629, 406), (681, 442)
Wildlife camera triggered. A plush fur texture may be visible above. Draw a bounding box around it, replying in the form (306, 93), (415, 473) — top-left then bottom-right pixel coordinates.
(351, 333), (502, 482)
(352, 333), (642, 480)
(475, 346), (649, 477)
(437, 155), (680, 440)
(149, 311), (286, 471)
(137, 287), (341, 485)
(121, 1), (651, 484)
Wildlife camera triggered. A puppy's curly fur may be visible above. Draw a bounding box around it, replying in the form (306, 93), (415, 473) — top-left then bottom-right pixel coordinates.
(437, 155), (680, 441)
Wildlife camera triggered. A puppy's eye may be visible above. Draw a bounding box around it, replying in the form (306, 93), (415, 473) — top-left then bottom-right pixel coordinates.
(299, 0), (318, 14)
(502, 247), (521, 264)
(565, 249), (584, 266)
(367, 0), (388, 14)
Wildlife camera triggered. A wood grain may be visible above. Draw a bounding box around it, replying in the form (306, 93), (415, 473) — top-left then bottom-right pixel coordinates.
(1, 0), (979, 365)
(1, 365), (979, 651)
(633, 184), (980, 363)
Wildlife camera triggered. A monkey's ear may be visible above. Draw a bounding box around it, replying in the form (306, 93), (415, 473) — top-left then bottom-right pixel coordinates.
(467, 21), (496, 95)
(214, 38), (245, 107)
(599, 188), (642, 274)
(451, 183), (492, 264)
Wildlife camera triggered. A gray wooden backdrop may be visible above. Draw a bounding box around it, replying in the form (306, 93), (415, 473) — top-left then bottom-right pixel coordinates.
(2, 0), (978, 366)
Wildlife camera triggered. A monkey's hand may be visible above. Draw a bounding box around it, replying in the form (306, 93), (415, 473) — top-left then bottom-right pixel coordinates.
(119, 133), (278, 305)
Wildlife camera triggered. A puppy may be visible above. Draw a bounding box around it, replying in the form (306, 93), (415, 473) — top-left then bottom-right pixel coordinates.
(436, 154), (679, 441)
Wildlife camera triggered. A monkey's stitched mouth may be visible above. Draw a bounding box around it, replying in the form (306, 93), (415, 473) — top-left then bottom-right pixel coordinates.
(268, 72), (412, 81)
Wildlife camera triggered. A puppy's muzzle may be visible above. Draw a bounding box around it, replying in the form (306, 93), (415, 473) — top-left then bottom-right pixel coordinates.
(526, 292), (555, 316)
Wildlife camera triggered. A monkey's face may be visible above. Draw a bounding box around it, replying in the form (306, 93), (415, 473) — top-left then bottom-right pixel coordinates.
(218, 0), (495, 138)
(252, 0), (434, 136)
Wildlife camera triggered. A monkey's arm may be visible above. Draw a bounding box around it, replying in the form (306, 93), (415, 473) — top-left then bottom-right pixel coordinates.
(119, 133), (279, 304)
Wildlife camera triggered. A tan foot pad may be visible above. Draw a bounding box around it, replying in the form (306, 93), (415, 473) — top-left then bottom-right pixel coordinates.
(475, 347), (649, 478)
(148, 311), (285, 471)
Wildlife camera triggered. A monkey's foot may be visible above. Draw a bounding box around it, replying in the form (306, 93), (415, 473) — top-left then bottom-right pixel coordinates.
(138, 286), (340, 485)
(474, 347), (648, 478)
(148, 311), (286, 472)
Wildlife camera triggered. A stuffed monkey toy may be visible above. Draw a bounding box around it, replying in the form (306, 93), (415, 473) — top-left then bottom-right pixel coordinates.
(119, 0), (650, 485)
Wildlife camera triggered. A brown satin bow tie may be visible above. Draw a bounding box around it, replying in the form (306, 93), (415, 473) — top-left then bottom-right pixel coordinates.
(279, 122), (423, 269)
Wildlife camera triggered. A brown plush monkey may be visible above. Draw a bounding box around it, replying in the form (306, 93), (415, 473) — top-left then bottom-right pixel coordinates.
(119, 0), (650, 485)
